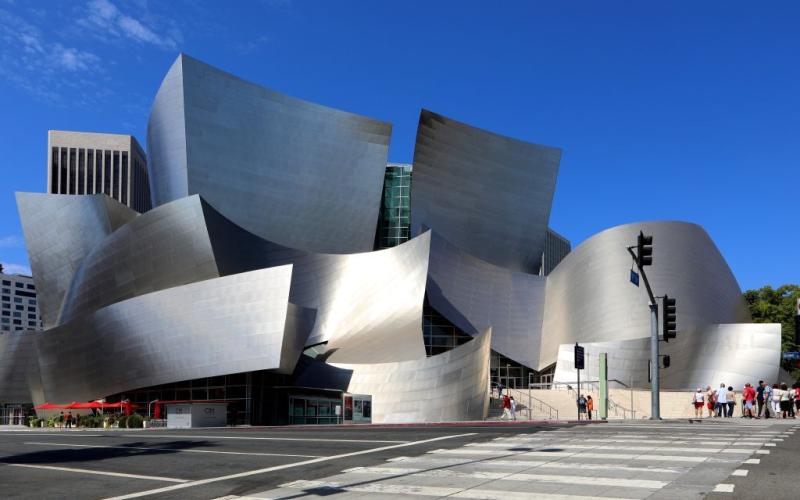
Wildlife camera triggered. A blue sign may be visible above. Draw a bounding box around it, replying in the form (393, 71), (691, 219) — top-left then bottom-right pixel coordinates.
(630, 270), (640, 287)
(782, 352), (800, 360)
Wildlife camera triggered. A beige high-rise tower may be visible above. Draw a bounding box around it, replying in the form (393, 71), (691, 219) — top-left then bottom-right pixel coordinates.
(47, 130), (152, 212)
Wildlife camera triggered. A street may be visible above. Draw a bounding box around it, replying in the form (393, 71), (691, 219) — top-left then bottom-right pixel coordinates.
(0, 419), (797, 499)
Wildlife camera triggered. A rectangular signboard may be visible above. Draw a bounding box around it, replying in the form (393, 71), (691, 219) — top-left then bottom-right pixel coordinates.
(574, 344), (585, 370)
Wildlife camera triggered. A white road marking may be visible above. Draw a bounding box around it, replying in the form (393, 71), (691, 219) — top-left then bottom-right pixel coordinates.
(731, 469), (749, 477)
(101, 432), (477, 500)
(23, 441), (320, 458)
(341, 466), (668, 488)
(119, 434), (408, 444)
(743, 458), (760, 464)
(463, 443), (756, 454)
(386, 454), (685, 473)
(5, 463), (188, 482)
(755, 450), (770, 454)
(429, 448), (708, 462)
(276, 480), (637, 500)
(764, 443), (776, 447)
(713, 483), (735, 493)
(0, 433), (101, 437)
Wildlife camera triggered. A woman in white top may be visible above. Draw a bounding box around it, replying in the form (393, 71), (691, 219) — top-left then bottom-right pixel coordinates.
(772, 383), (783, 417)
(692, 388), (705, 418)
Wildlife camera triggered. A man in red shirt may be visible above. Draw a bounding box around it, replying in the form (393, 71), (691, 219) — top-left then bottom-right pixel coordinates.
(742, 383), (756, 418)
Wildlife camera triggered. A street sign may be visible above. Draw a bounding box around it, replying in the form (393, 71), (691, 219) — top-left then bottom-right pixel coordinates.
(574, 343), (585, 370)
(630, 269), (639, 287)
(782, 352), (800, 361)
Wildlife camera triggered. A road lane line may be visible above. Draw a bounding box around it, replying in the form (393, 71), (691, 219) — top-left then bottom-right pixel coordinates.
(23, 441), (320, 458)
(119, 434), (409, 444)
(386, 455), (686, 473)
(429, 448), (708, 463)
(3, 463), (188, 482)
(102, 432), (477, 500)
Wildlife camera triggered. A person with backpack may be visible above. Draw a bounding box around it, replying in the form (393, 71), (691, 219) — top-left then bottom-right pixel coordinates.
(577, 395), (587, 420)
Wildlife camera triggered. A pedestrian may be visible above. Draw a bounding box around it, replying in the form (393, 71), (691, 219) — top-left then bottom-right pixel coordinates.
(726, 386), (735, 418)
(780, 383), (791, 418)
(742, 383), (756, 419)
(510, 396), (517, 421)
(756, 380), (766, 418)
(705, 385), (716, 418)
(586, 395), (594, 420)
(772, 383), (782, 417)
(764, 382), (773, 418)
(788, 385), (796, 418)
(65, 411), (72, 429)
(715, 383), (728, 417)
(692, 388), (705, 418)
(497, 382), (504, 399)
(58, 411), (64, 429)
(794, 384), (800, 417)
(577, 394), (587, 420)
(501, 393), (511, 420)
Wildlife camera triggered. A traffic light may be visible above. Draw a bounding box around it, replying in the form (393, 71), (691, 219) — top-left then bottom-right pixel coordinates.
(663, 295), (677, 342)
(663, 355), (671, 368)
(637, 232), (653, 267)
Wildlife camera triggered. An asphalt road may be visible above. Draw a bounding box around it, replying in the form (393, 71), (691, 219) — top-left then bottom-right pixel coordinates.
(0, 419), (797, 499)
(0, 422), (574, 499)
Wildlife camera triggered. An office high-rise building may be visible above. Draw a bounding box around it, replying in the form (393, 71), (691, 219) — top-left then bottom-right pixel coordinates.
(0, 271), (42, 333)
(47, 131), (152, 213)
(375, 163), (412, 249)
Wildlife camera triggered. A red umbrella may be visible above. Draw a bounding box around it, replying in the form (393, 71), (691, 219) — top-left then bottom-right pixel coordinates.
(34, 402), (66, 410)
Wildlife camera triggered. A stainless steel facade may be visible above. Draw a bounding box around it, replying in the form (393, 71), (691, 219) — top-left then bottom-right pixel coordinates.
(540, 221), (753, 370)
(340, 328), (492, 423)
(426, 231), (545, 370)
(410, 109), (561, 274)
(147, 54), (392, 254)
(16, 193), (138, 329)
(36, 266), (304, 403)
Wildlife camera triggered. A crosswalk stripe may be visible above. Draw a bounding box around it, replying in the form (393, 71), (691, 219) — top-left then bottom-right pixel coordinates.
(429, 448), (709, 463)
(744, 458), (760, 464)
(713, 483), (735, 493)
(462, 443), (757, 454)
(386, 455), (687, 473)
(276, 480), (640, 500)
(731, 469), (749, 476)
(340, 466), (669, 488)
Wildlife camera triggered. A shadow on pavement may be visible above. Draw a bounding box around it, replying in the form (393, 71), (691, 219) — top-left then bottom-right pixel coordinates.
(0, 440), (218, 465)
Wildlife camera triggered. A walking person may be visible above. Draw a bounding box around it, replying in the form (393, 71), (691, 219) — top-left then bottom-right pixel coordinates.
(692, 388), (705, 418)
(742, 383), (756, 418)
(726, 386), (735, 418)
(780, 383), (791, 418)
(764, 382), (773, 418)
(716, 383), (728, 417)
(501, 394), (511, 420)
(772, 383), (782, 417)
(788, 385), (796, 418)
(706, 385), (716, 418)
(510, 396), (517, 421)
(586, 396), (594, 420)
(756, 380), (766, 418)
(577, 394), (587, 420)
(65, 411), (72, 429)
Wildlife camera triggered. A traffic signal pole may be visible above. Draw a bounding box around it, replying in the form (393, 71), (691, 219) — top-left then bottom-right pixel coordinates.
(628, 235), (661, 421)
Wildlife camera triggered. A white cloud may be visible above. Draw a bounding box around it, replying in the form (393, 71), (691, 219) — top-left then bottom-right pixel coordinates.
(54, 44), (99, 71)
(81, 0), (179, 50)
(0, 262), (32, 276)
(0, 235), (24, 248)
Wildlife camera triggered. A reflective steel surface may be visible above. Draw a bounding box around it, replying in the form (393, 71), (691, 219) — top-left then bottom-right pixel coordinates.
(16, 193), (138, 328)
(36, 266), (304, 403)
(339, 328), (492, 423)
(147, 54), (392, 254)
(411, 109), (561, 274)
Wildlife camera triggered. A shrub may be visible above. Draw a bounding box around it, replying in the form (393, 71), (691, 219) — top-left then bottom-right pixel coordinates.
(127, 413), (143, 428)
(117, 415), (128, 428)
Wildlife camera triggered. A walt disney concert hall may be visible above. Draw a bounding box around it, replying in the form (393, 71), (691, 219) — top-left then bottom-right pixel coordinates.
(2, 54), (781, 425)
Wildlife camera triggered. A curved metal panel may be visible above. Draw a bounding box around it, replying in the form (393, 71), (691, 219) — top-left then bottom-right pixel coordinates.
(540, 221), (752, 370)
(0, 331), (43, 405)
(200, 200), (430, 363)
(552, 323), (781, 390)
(59, 195), (219, 323)
(147, 54), (392, 254)
(339, 328), (491, 423)
(427, 231), (545, 369)
(36, 266), (305, 403)
(15, 193), (138, 328)
(410, 109), (561, 273)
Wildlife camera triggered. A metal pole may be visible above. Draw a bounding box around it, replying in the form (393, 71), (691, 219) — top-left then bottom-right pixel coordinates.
(650, 303), (660, 420)
(577, 364), (581, 420)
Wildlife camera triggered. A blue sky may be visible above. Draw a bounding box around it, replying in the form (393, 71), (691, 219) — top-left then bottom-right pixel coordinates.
(0, 0), (798, 290)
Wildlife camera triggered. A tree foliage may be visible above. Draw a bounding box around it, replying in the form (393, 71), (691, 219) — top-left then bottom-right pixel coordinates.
(743, 284), (800, 375)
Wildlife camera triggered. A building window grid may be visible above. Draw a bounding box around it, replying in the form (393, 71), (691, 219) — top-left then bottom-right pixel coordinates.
(377, 167), (412, 249)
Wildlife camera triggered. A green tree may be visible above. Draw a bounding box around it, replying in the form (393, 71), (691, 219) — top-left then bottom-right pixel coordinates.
(743, 284), (800, 377)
